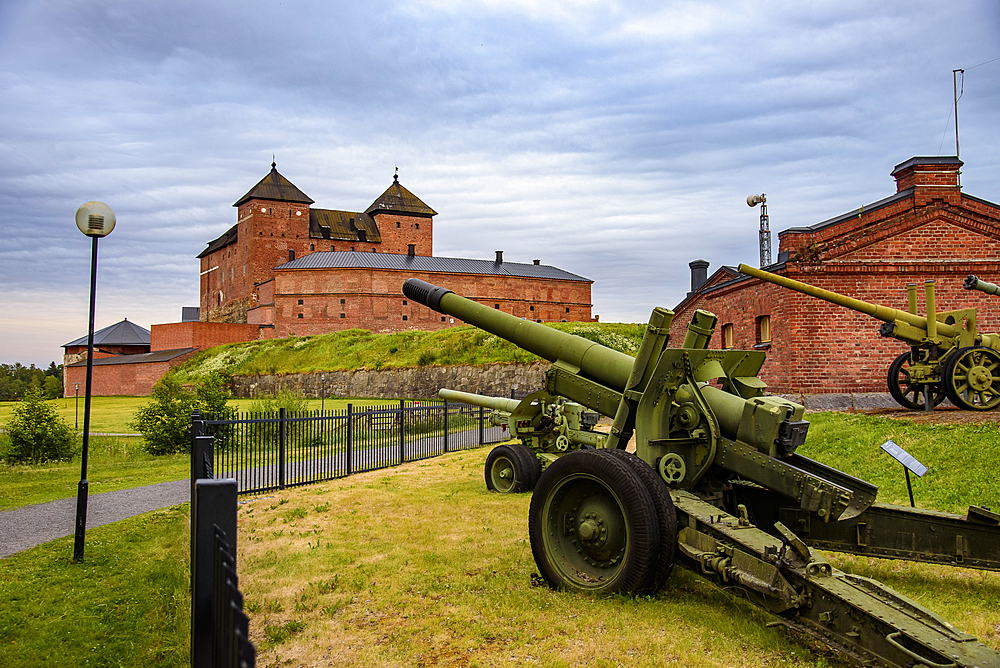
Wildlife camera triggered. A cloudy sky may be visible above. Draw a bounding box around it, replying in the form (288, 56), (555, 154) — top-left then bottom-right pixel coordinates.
(1, 0), (997, 367)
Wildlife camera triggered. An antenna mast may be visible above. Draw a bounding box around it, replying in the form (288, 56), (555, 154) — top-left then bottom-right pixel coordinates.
(747, 193), (770, 267)
(953, 68), (964, 189)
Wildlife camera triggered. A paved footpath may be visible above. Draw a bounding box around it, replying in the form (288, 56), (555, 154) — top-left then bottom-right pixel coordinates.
(0, 479), (189, 559)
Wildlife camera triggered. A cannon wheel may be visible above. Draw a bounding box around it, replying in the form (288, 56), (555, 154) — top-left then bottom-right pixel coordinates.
(509, 443), (541, 490)
(943, 346), (1000, 411)
(528, 449), (659, 595)
(484, 445), (533, 493)
(887, 352), (945, 409)
(597, 448), (677, 594)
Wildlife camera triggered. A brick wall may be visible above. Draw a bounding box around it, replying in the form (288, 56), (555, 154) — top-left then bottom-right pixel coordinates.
(672, 173), (1000, 394)
(371, 212), (433, 255)
(270, 267), (593, 337)
(63, 353), (197, 397)
(151, 321), (263, 351)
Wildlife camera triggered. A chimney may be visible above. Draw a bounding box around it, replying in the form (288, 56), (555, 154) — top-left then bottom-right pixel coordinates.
(533, 259), (540, 265)
(688, 259), (709, 296)
(891, 156), (963, 205)
(495, 250), (503, 263)
(407, 244), (415, 257)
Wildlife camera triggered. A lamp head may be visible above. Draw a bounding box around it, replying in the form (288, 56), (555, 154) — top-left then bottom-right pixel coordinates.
(747, 194), (766, 207)
(75, 201), (116, 237)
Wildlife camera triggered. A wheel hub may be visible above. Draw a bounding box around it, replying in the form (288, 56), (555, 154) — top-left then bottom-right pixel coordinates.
(969, 365), (994, 391)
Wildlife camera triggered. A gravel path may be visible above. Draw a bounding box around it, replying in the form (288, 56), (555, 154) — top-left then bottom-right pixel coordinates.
(0, 479), (189, 559)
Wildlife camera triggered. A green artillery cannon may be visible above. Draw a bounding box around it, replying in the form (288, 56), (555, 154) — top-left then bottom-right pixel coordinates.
(403, 277), (1000, 668)
(739, 264), (1000, 411)
(966, 274), (1000, 296)
(439, 388), (602, 493)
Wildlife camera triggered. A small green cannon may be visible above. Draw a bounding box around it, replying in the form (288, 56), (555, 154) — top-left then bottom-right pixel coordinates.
(739, 264), (1000, 411)
(403, 277), (1000, 668)
(439, 388), (602, 493)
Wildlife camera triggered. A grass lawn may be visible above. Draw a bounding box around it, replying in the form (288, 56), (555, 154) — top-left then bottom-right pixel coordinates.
(1, 411), (998, 667)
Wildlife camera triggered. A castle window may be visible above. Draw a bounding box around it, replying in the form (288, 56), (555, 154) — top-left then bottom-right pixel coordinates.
(297, 313), (303, 319)
(402, 300), (407, 305)
(340, 313), (345, 318)
(494, 304), (500, 309)
(340, 299), (345, 304)
(402, 315), (408, 321)
(441, 317), (446, 322)
(415, 223), (419, 229)
(756, 315), (771, 344)
(331, 245), (335, 251)
(298, 299), (303, 305)
(530, 305), (534, 311)
(537, 319), (541, 323)
(396, 222), (400, 228)
(288, 249), (295, 262)
(310, 244), (314, 251)
(722, 324), (734, 349)
(565, 307), (570, 313)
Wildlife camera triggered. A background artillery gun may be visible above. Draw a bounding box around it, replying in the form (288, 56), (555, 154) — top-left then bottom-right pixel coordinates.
(739, 264), (1000, 412)
(403, 277), (1000, 668)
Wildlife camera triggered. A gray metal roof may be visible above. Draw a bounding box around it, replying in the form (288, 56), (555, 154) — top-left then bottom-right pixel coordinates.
(276, 251), (591, 282)
(778, 188), (914, 236)
(63, 319), (151, 348)
(66, 348), (196, 366)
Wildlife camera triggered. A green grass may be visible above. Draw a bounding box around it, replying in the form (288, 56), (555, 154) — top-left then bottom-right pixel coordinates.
(0, 395), (150, 434)
(168, 322), (646, 383)
(0, 505), (190, 668)
(1, 412), (999, 667)
(799, 412), (1000, 513)
(0, 436), (188, 511)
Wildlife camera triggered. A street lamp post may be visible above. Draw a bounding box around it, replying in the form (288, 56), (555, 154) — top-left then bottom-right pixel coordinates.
(74, 383), (80, 430)
(73, 201), (116, 563)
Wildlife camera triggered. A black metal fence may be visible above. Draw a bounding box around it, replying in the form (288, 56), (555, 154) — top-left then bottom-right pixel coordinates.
(191, 399), (510, 496)
(191, 434), (256, 668)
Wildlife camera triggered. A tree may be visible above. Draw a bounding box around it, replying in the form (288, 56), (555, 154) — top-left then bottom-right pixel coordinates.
(3, 387), (76, 464)
(43, 375), (63, 400)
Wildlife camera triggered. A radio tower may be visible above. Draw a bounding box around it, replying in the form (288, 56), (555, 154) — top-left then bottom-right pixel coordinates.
(747, 193), (770, 267)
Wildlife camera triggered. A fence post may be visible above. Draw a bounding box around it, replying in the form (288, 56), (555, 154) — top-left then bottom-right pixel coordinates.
(346, 403), (353, 475)
(191, 476), (237, 668)
(479, 405), (484, 446)
(443, 399), (449, 453)
(399, 399), (405, 464)
(278, 407), (286, 490)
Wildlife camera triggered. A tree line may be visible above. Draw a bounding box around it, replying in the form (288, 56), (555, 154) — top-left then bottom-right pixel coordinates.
(0, 362), (64, 401)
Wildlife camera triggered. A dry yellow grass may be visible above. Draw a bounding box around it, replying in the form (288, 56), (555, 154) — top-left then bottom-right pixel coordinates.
(235, 447), (999, 668)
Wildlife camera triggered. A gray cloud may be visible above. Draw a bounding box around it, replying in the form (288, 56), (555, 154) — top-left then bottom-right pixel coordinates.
(1, 0), (998, 365)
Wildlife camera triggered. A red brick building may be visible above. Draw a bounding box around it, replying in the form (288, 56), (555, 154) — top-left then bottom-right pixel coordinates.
(198, 164), (593, 337)
(672, 156), (1000, 395)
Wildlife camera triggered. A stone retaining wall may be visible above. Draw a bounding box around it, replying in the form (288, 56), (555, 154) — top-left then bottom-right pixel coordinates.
(232, 362), (550, 399)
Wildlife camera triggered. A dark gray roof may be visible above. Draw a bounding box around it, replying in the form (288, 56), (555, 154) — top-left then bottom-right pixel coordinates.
(66, 348), (196, 367)
(276, 251), (591, 282)
(309, 209), (381, 243)
(234, 162), (314, 207)
(778, 188), (914, 236)
(891, 156), (962, 176)
(365, 175), (436, 217)
(63, 319), (150, 348)
(198, 222), (238, 258)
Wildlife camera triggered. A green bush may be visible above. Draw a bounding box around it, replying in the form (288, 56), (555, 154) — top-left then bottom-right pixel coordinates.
(129, 377), (197, 455)
(3, 387), (76, 464)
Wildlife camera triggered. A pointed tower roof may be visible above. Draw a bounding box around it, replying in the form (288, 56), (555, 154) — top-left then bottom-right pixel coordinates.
(62, 319), (150, 348)
(234, 162), (314, 207)
(365, 174), (436, 217)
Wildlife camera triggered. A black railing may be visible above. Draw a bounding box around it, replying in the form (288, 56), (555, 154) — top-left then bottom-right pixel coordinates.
(191, 434), (256, 668)
(191, 400), (510, 496)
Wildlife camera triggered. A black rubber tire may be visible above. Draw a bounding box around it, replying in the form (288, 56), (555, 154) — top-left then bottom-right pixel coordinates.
(943, 346), (1000, 411)
(596, 448), (677, 594)
(484, 445), (530, 493)
(528, 449), (659, 595)
(509, 444), (541, 490)
(887, 351), (945, 409)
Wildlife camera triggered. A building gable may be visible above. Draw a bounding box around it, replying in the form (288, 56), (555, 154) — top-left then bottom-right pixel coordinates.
(831, 214), (1000, 264)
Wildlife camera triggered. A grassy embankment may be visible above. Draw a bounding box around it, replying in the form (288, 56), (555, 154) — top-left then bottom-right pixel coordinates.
(1, 411), (998, 668)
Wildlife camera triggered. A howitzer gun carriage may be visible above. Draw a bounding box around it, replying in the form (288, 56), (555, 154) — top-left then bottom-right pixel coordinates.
(739, 264), (1000, 412)
(403, 277), (1000, 668)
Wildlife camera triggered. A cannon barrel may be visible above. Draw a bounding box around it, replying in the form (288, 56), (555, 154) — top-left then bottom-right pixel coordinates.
(965, 274), (1000, 296)
(403, 278), (634, 391)
(438, 388), (521, 413)
(737, 264), (962, 338)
